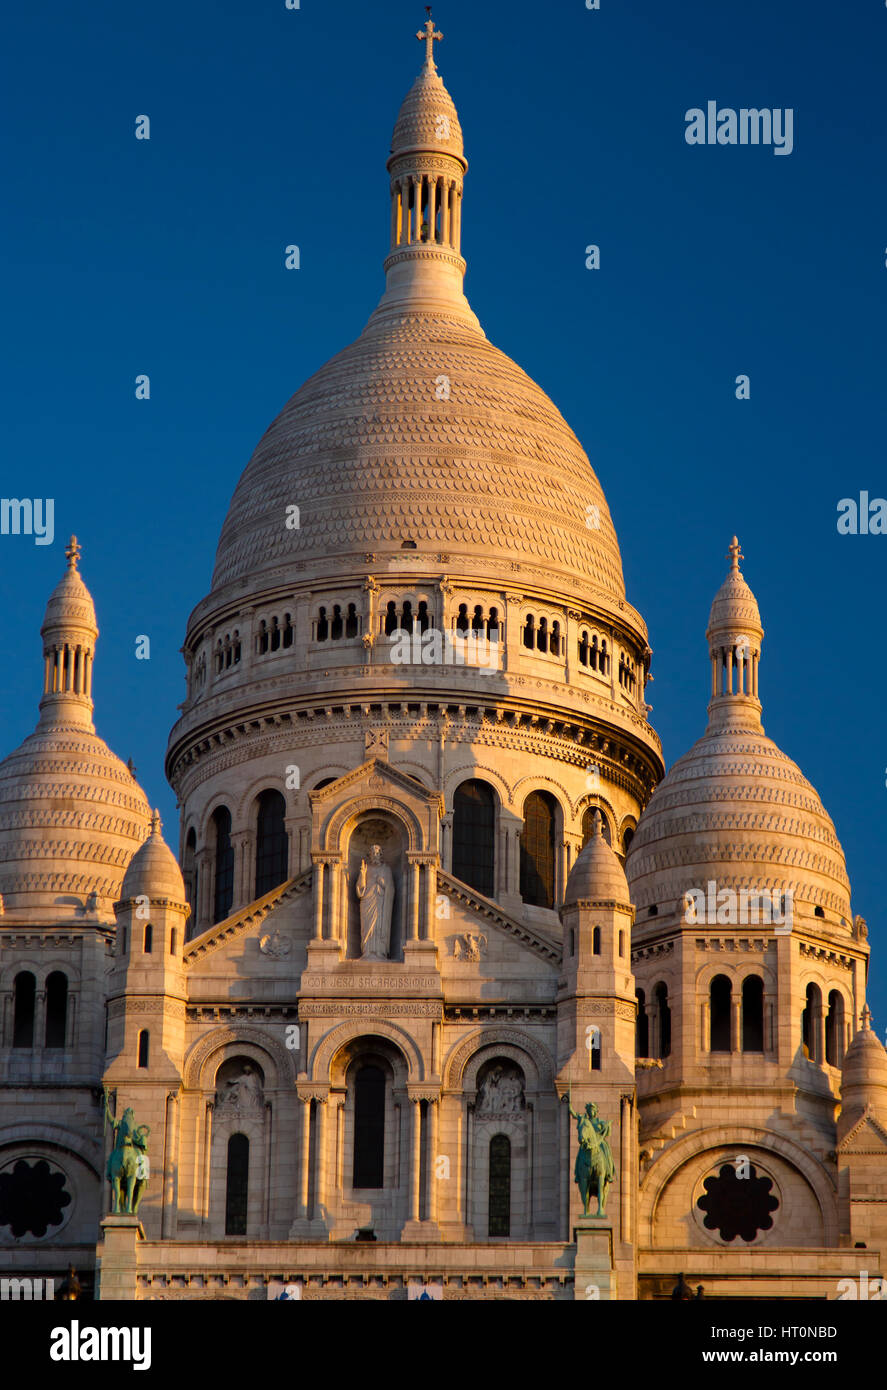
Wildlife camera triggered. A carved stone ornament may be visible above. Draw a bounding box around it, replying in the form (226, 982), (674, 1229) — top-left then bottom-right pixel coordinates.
(215, 1064), (265, 1115)
(476, 1063), (524, 1116)
(258, 928), (292, 959)
(453, 931), (487, 962)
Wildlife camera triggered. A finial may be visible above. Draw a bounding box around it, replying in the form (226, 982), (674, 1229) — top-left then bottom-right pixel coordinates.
(861, 1003), (872, 1031)
(592, 807), (603, 838)
(417, 9), (443, 68)
(727, 536), (743, 573)
(150, 808), (162, 837)
(126, 757), (137, 778)
(65, 535), (82, 571)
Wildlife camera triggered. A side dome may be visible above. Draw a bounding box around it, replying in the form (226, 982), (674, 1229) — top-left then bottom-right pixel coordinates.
(564, 810), (631, 907)
(120, 812), (186, 903)
(627, 540), (851, 922)
(0, 539), (151, 921)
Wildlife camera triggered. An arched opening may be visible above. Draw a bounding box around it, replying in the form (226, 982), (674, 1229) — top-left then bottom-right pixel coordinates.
(452, 779), (495, 897)
(212, 806), (234, 923)
(488, 1134), (511, 1237)
(710, 975), (732, 1052)
(143, 922), (152, 953)
(590, 1026), (602, 1071)
(520, 791), (557, 909)
(346, 603), (359, 638)
(137, 1029), (150, 1069)
(255, 789), (288, 897)
(654, 981), (671, 1058)
(741, 975), (764, 1052)
(225, 1133), (249, 1235)
(581, 807), (612, 846)
(183, 827), (197, 934)
(330, 605), (343, 640)
(826, 990), (845, 1067)
(618, 929), (625, 956)
(12, 972), (36, 1048)
(44, 971), (68, 1049)
(592, 926), (602, 955)
(636, 988), (649, 1057)
(352, 1064), (386, 1189)
(802, 983), (822, 1062)
(622, 827), (635, 856)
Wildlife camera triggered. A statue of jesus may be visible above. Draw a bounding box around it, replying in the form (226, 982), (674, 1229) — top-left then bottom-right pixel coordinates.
(356, 844), (394, 959)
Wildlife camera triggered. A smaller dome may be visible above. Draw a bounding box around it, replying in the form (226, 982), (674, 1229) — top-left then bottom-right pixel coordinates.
(841, 1006), (887, 1119)
(706, 537), (762, 640)
(120, 812), (186, 903)
(564, 810), (630, 907)
(390, 62), (465, 165)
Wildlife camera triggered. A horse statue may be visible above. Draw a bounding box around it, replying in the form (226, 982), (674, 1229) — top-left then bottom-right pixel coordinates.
(104, 1089), (150, 1216)
(566, 1087), (616, 1218)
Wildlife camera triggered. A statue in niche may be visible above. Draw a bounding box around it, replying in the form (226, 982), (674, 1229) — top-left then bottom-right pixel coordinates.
(565, 1086), (616, 1218)
(217, 1063), (264, 1114)
(477, 1063), (524, 1114)
(356, 844), (394, 959)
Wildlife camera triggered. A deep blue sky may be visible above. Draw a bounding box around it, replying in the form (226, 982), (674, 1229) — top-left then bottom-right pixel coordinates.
(2, 1), (885, 1020)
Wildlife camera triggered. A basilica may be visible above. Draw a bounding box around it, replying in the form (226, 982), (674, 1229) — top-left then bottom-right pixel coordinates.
(1, 23), (885, 1301)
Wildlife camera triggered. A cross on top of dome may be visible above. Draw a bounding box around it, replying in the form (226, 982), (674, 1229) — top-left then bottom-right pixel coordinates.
(727, 535), (743, 572)
(65, 535), (82, 571)
(150, 808), (163, 837)
(417, 9), (443, 69)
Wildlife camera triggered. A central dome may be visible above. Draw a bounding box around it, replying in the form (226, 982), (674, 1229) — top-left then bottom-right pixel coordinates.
(211, 312), (625, 605)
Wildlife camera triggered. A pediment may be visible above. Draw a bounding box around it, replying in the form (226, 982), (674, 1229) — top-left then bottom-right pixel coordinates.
(437, 871), (561, 966)
(311, 759), (444, 855)
(838, 1108), (887, 1153)
(183, 869), (312, 965)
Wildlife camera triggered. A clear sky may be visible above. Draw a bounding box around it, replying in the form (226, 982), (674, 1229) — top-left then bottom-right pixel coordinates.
(2, 1), (885, 1020)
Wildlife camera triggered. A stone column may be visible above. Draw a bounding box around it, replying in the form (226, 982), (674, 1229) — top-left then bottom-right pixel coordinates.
(161, 1090), (179, 1238)
(620, 1094), (631, 1243)
(439, 813), (453, 874)
(297, 1095), (311, 1219)
(231, 831), (250, 910)
(425, 862), (437, 939)
(390, 183), (399, 247)
(195, 849), (213, 932)
(428, 1098), (440, 1222)
(410, 859), (421, 941)
(411, 176), (422, 243)
(201, 1101), (213, 1229)
(732, 994), (742, 1052)
(441, 179), (450, 245)
(312, 859), (325, 941)
(559, 1092), (570, 1241)
(409, 1097), (422, 1222)
(428, 176), (437, 243)
(315, 1097), (328, 1211)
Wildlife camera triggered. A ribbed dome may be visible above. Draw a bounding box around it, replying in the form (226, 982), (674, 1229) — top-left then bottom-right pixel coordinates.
(0, 542), (151, 920)
(627, 543), (850, 920)
(120, 813), (186, 903)
(626, 722), (851, 917)
(211, 313), (625, 603)
(564, 811), (630, 907)
(0, 726), (150, 919)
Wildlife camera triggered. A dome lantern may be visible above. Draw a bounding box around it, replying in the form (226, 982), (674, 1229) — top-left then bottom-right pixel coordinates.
(38, 536), (98, 732)
(369, 15), (479, 328)
(705, 536), (764, 734)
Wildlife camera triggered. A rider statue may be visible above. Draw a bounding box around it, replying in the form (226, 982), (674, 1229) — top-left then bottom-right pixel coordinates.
(103, 1088), (150, 1217)
(566, 1086), (616, 1218)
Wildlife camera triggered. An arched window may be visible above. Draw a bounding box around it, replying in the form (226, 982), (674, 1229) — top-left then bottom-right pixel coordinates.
(353, 1064), (385, 1189)
(183, 827), (197, 933)
(741, 975), (764, 1052)
(331, 604), (343, 640)
(618, 929), (625, 956)
(487, 608), (500, 640)
(44, 972), (68, 1049)
(622, 827), (635, 857)
(590, 1026), (602, 1071)
(346, 603), (359, 638)
(456, 604), (469, 635)
(225, 1133), (249, 1235)
(452, 780), (495, 898)
(137, 1029), (150, 1068)
(636, 988), (649, 1057)
(654, 981), (671, 1058)
(592, 926), (602, 955)
(212, 806), (234, 924)
(522, 615), (534, 649)
(536, 616), (549, 653)
(269, 616), (281, 652)
(401, 601), (413, 635)
(255, 789), (288, 897)
(802, 983), (822, 1062)
(520, 791), (557, 909)
(143, 922), (152, 953)
(551, 621), (562, 656)
(417, 600), (430, 633)
(826, 990), (845, 1067)
(581, 807), (612, 846)
(488, 1134), (511, 1237)
(710, 975), (732, 1052)
(384, 601), (398, 636)
(282, 614), (294, 648)
(12, 972), (36, 1048)
(568, 927), (575, 956)
(472, 604), (484, 633)
(316, 607), (329, 642)
(170, 929), (178, 956)
(579, 631), (590, 666)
